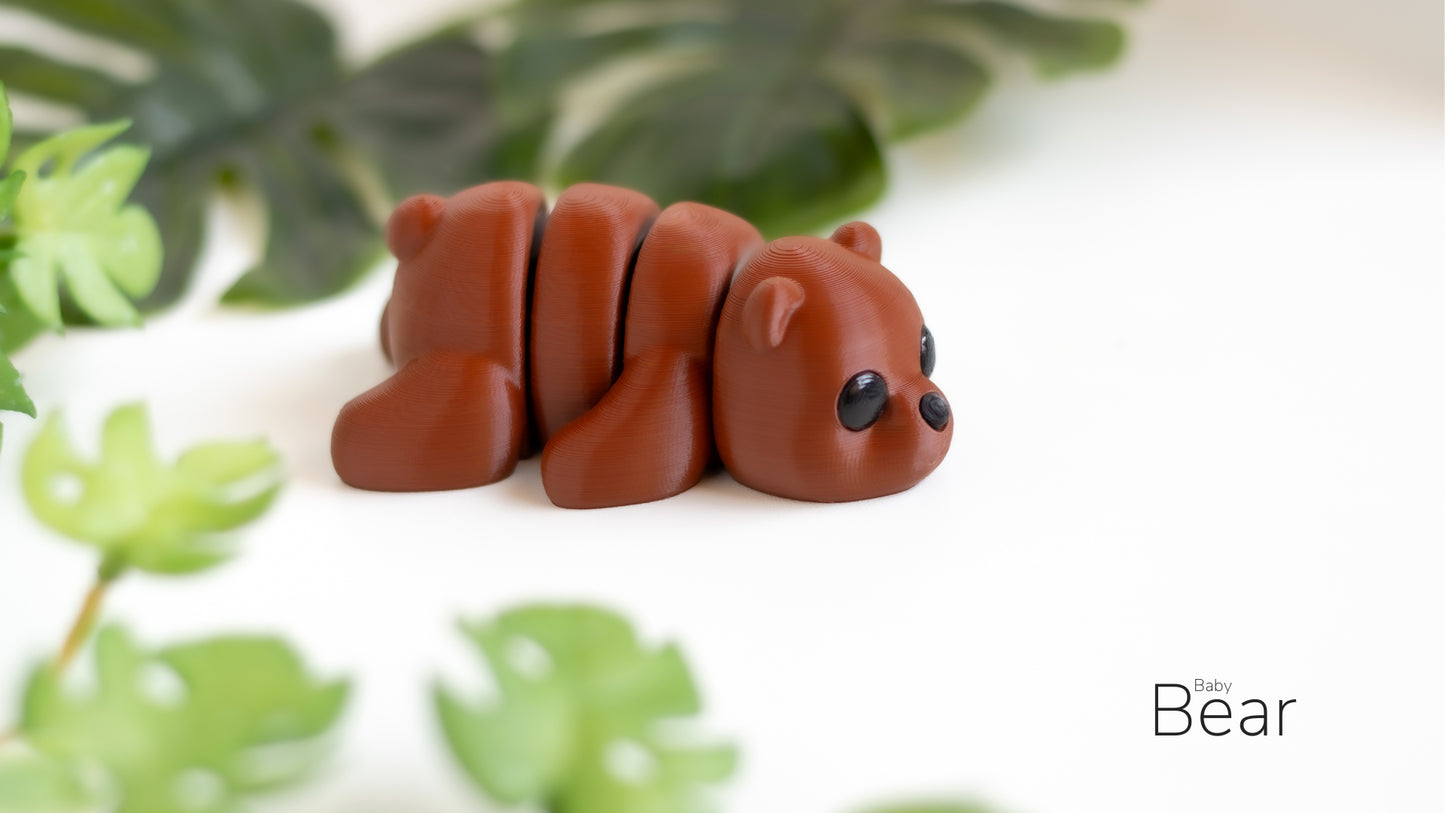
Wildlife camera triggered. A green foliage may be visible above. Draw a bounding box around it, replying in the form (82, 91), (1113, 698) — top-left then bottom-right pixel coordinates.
(507, 0), (1129, 237)
(2, 0), (1127, 307)
(0, 750), (101, 813)
(21, 404), (283, 576)
(437, 605), (736, 813)
(1, 81), (162, 455)
(13, 626), (348, 813)
(0, 170), (20, 229)
(0, 0), (540, 309)
(0, 351), (36, 453)
(0, 82), (20, 222)
(931, 2), (1126, 78)
(6, 120), (162, 328)
(0, 82), (34, 454)
(557, 72), (887, 239)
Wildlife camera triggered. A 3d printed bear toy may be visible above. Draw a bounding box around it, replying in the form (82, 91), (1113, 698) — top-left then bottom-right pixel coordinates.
(332, 182), (951, 508)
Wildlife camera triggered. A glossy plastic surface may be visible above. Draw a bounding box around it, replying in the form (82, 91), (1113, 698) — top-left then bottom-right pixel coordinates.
(714, 223), (953, 502)
(332, 182), (951, 506)
(333, 182), (541, 492)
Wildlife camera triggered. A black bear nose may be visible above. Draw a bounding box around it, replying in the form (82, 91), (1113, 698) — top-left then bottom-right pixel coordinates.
(919, 392), (950, 431)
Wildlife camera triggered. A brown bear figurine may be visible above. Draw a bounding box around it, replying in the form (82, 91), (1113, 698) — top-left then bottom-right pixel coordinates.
(332, 182), (952, 508)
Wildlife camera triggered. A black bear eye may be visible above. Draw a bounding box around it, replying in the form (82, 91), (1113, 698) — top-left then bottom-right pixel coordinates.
(837, 371), (889, 431)
(920, 325), (936, 377)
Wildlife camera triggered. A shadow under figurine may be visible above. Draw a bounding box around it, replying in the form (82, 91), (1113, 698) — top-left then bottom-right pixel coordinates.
(332, 182), (952, 508)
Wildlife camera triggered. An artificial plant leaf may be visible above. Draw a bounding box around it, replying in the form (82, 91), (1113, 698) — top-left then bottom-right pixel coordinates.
(0, 81), (10, 163)
(0, 750), (106, 813)
(825, 38), (991, 141)
(1, 82), (26, 256)
(6, 122), (161, 327)
(330, 30), (552, 204)
(511, 0), (1127, 236)
(0, 169), (21, 223)
(651, 742), (738, 784)
(19, 626), (349, 813)
(0, 340), (36, 454)
(0, 352), (35, 418)
(435, 678), (570, 802)
(20, 403), (283, 576)
(559, 71), (885, 239)
(0, 145), (19, 224)
(216, 130), (380, 306)
(498, 15), (723, 115)
(0, 48), (118, 114)
(923, 1), (1126, 78)
(0, 0), (530, 309)
(436, 605), (734, 813)
(0, 277), (48, 355)
(565, 736), (739, 813)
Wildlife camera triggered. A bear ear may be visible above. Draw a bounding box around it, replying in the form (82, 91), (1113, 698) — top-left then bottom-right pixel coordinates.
(741, 277), (806, 351)
(829, 221), (882, 262)
(386, 194), (447, 261)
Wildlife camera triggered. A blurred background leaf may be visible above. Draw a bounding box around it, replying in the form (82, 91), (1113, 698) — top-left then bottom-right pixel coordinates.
(17, 626), (348, 813)
(0, 0), (535, 309)
(0, 81), (35, 456)
(0, 0), (1127, 310)
(0, 749), (103, 813)
(508, 0), (1128, 237)
(437, 604), (734, 813)
(926, 2), (1127, 78)
(0, 351), (35, 453)
(0, 80), (19, 218)
(0, 280), (46, 355)
(21, 403), (283, 576)
(0, 81), (161, 433)
(5, 120), (160, 329)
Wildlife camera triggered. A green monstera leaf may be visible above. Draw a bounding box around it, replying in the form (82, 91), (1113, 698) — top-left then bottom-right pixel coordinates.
(17, 626), (349, 813)
(506, 0), (1128, 237)
(0, 82), (36, 454)
(1, 81), (161, 413)
(0, 81), (21, 223)
(0, 749), (104, 813)
(21, 404), (283, 576)
(932, 2), (1128, 78)
(0, 0), (540, 309)
(0, 351), (36, 453)
(6, 121), (162, 329)
(437, 605), (736, 813)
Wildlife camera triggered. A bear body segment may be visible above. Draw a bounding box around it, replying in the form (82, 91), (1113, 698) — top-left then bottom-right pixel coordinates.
(333, 181), (952, 508)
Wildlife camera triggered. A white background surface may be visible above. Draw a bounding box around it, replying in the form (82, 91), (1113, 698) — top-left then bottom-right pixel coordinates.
(2, 1), (1442, 812)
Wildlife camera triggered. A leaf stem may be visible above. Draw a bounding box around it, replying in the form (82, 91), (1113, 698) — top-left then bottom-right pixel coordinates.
(0, 560), (124, 748)
(51, 561), (122, 677)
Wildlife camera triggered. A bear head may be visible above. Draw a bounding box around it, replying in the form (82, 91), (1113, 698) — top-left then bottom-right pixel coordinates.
(713, 222), (952, 502)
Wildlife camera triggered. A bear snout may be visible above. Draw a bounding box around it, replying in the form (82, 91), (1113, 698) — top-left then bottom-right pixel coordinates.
(919, 392), (950, 432)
